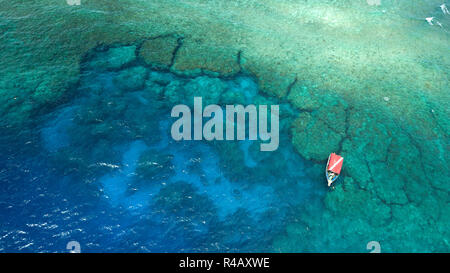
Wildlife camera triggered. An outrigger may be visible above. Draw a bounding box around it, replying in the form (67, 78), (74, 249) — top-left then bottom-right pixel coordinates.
(326, 153), (344, 187)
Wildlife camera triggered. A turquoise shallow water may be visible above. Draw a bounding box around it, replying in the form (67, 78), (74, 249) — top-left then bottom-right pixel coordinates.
(0, 1), (449, 252)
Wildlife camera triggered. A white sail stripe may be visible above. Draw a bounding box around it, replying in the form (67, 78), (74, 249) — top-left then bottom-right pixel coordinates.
(329, 157), (343, 172)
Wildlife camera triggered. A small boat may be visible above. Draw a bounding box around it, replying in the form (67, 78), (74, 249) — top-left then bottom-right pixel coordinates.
(326, 153), (344, 187)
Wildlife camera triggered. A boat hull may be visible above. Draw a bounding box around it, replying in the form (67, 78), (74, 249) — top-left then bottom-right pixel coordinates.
(325, 153), (343, 187)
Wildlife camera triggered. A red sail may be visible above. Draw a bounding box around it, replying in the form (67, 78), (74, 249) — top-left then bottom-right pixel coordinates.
(327, 153), (344, 174)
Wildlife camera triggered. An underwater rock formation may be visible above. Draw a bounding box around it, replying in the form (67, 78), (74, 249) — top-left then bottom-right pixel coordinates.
(172, 39), (241, 77)
(86, 45), (137, 71)
(113, 66), (148, 91)
(140, 36), (180, 70)
(292, 112), (343, 161)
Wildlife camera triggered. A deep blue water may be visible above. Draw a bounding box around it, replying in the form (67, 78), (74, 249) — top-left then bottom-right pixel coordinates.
(0, 46), (325, 252)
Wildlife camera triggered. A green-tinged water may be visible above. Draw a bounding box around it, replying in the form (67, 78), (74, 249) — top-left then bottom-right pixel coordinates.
(0, 0), (449, 252)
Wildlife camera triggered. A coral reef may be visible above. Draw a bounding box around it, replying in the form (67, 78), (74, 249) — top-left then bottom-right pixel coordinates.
(1, 0), (449, 252)
(140, 36), (180, 70)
